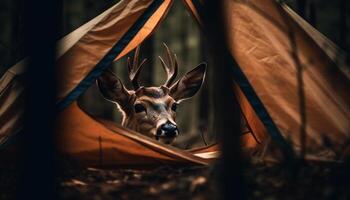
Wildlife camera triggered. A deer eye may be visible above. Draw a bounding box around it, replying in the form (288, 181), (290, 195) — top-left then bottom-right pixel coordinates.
(134, 104), (146, 113)
(171, 103), (178, 112)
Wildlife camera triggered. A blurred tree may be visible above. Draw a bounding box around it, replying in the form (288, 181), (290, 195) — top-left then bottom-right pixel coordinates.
(140, 36), (155, 86)
(18, 0), (60, 198)
(339, 0), (347, 51)
(297, 0), (307, 18)
(0, 0), (24, 76)
(309, 0), (317, 27)
(201, 0), (245, 198)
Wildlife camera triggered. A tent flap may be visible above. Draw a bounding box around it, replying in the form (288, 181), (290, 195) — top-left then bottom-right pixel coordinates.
(56, 0), (172, 109)
(222, 0), (350, 158)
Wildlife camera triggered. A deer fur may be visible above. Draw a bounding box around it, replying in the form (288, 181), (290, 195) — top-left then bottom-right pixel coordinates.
(97, 43), (206, 144)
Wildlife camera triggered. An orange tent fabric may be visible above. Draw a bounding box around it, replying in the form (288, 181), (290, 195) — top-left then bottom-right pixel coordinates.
(56, 102), (213, 167)
(223, 0), (350, 158)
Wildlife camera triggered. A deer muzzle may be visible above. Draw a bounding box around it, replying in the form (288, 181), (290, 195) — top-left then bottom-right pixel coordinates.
(156, 121), (179, 143)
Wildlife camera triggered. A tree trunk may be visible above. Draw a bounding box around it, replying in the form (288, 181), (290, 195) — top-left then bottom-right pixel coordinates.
(10, 0), (24, 66)
(202, 0), (245, 199)
(309, 0), (317, 27)
(19, 0), (61, 199)
(339, 0), (347, 50)
(297, 0), (307, 18)
(140, 36), (154, 86)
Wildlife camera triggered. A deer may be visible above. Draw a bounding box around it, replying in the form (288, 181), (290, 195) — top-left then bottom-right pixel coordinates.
(97, 43), (206, 144)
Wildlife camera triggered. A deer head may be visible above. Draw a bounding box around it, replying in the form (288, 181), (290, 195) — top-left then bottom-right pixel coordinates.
(97, 44), (206, 144)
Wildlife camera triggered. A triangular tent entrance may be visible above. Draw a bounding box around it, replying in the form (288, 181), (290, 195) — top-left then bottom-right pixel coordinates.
(1, 0), (349, 167)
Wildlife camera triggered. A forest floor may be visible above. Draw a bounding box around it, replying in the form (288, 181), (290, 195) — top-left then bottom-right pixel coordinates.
(1, 160), (350, 200)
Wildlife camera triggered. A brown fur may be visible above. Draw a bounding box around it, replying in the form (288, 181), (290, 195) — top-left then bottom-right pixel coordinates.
(97, 45), (206, 144)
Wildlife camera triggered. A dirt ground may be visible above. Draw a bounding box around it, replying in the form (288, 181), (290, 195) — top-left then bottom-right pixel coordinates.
(1, 160), (350, 200)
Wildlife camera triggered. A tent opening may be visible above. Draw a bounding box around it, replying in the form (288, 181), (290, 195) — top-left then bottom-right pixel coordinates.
(77, 0), (216, 150)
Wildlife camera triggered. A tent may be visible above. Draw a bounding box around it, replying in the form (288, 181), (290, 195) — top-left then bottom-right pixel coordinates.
(0, 0), (349, 167)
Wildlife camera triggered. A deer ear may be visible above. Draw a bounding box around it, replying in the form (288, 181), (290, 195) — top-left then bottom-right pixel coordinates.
(97, 70), (131, 108)
(170, 63), (206, 102)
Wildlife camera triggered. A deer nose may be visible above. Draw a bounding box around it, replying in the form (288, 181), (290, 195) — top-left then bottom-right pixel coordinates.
(157, 122), (178, 138)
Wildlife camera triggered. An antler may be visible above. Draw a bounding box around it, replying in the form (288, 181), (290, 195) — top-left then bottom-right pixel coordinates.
(128, 46), (147, 90)
(158, 43), (178, 87)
